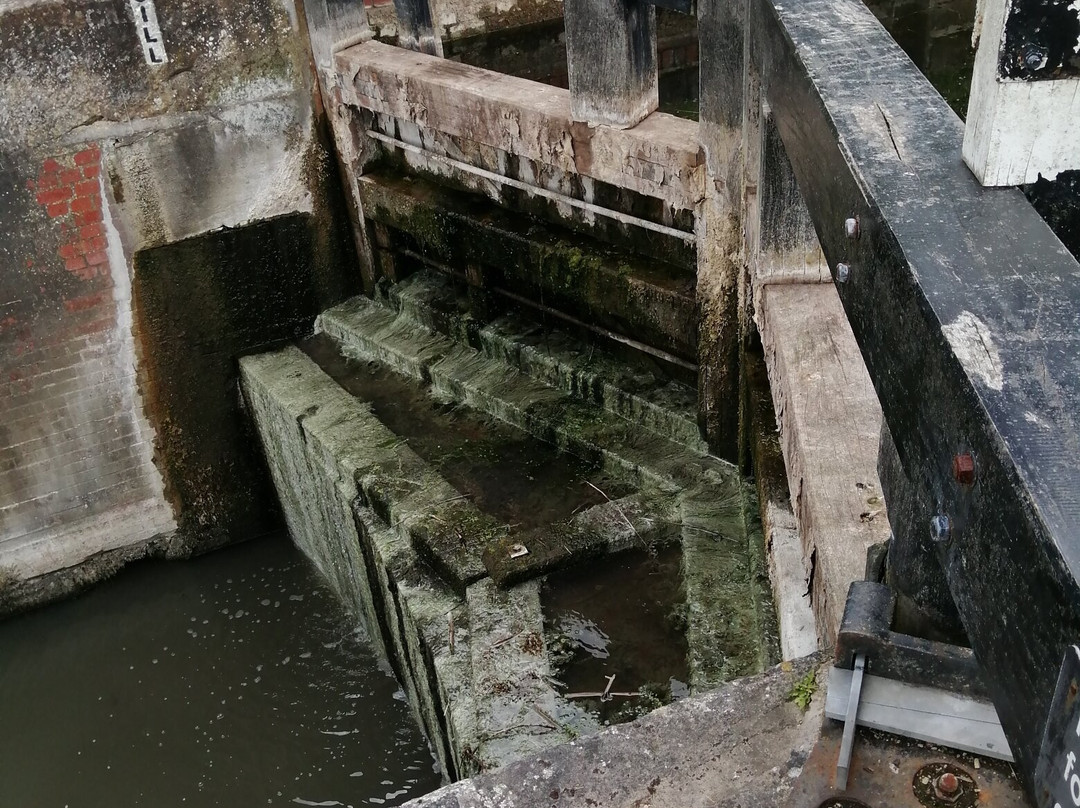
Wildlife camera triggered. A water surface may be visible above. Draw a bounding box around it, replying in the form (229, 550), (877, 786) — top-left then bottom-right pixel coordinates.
(0, 533), (441, 807)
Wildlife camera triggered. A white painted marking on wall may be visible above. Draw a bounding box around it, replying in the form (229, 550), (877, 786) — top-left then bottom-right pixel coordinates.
(128, 0), (169, 65)
(942, 311), (1004, 392)
(99, 158), (176, 536)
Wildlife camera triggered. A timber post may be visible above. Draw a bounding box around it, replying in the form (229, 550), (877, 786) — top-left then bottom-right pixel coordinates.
(392, 0), (441, 56)
(695, 0), (747, 460)
(962, 0), (1080, 185)
(563, 0), (658, 128)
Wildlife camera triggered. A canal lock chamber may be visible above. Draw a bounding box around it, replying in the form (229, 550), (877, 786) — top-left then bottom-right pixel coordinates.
(240, 129), (782, 778)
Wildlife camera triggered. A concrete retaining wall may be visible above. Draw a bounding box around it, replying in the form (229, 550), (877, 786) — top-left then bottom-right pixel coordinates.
(0, 0), (357, 609)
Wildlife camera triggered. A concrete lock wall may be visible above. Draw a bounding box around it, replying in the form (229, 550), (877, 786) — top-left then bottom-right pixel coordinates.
(0, 0), (360, 610)
(0, 0), (604, 612)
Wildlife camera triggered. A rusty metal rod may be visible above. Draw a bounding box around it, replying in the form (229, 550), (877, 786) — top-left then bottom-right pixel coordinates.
(366, 129), (696, 243)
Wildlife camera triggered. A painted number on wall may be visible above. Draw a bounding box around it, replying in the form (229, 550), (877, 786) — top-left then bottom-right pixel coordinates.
(128, 0), (168, 65)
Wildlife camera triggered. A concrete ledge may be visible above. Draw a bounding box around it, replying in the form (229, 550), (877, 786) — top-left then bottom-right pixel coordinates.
(402, 653), (826, 808)
(336, 40), (704, 211)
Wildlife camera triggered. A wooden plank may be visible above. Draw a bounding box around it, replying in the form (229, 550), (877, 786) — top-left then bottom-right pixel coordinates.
(334, 40), (704, 210)
(826, 667), (1015, 761)
(758, 283), (890, 643)
(963, 0), (1080, 185)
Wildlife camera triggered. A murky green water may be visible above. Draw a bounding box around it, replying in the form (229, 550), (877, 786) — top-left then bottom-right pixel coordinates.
(0, 533), (441, 808)
(542, 545), (689, 724)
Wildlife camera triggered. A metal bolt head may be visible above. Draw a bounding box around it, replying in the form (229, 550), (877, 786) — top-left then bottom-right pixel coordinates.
(930, 514), (952, 544)
(933, 772), (961, 802)
(836, 263), (851, 283)
(1022, 43), (1048, 71)
(952, 453), (976, 485)
(844, 217), (860, 240)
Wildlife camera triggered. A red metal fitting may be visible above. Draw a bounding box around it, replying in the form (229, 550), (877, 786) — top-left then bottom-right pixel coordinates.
(952, 453), (976, 485)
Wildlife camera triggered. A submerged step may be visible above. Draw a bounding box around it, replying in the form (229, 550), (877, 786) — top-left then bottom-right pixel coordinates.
(301, 332), (622, 533)
(317, 294), (729, 495)
(383, 270), (706, 454)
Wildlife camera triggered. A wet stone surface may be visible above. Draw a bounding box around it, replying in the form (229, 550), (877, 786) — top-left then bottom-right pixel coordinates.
(301, 332), (628, 532)
(0, 533), (441, 808)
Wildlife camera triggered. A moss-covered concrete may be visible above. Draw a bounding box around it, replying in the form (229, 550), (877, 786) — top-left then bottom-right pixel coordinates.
(317, 291), (777, 687)
(383, 271), (704, 451)
(241, 283), (779, 780)
(355, 172), (697, 362)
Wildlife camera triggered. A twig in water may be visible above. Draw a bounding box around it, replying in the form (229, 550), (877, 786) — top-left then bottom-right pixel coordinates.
(488, 630), (523, 650)
(682, 524), (724, 538)
(393, 493), (472, 529)
(449, 614), (455, 655)
(531, 704), (559, 730)
(601, 674), (616, 702)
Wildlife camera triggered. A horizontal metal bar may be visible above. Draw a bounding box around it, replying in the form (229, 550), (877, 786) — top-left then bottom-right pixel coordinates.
(748, 0), (1080, 785)
(365, 129), (697, 244)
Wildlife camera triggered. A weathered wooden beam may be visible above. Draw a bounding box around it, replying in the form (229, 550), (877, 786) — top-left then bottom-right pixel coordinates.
(299, 0), (377, 294)
(563, 0), (658, 128)
(301, 0), (369, 85)
(962, 0), (1080, 185)
(758, 283), (889, 644)
(335, 40), (704, 210)
(391, 0), (440, 56)
(752, 0), (1080, 787)
(745, 107), (828, 326)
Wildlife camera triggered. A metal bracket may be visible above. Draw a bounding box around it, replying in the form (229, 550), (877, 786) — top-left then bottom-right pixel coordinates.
(836, 652), (866, 789)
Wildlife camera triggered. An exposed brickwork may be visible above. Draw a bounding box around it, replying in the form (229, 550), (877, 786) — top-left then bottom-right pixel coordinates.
(28, 146), (109, 283)
(362, 0), (392, 7)
(0, 145), (174, 570)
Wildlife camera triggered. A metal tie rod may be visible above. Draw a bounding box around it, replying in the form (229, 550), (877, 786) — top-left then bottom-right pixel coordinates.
(836, 653), (867, 790)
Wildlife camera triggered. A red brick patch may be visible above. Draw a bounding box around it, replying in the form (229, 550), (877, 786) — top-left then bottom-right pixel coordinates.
(71, 195), (99, 215)
(74, 147), (100, 166)
(75, 209), (103, 227)
(36, 187), (71, 206)
(64, 290), (109, 313)
(31, 146), (114, 287)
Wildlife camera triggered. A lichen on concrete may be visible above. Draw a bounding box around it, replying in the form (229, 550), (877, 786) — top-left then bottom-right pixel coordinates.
(400, 653), (826, 808)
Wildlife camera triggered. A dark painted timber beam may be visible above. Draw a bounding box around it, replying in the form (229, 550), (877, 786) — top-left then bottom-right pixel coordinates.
(745, 0), (1080, 791)
(392, 0), (439, 55)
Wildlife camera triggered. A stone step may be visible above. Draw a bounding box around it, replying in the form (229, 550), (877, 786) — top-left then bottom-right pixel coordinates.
(241, 302), (779, 778)
(382, 270), (706, 454)
(317, 293), (727, 496)
(316, 293), (777, 690)
(466, 578), (599, 769)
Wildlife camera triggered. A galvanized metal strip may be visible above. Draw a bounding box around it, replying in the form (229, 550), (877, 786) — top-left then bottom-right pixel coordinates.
(826, 666), (1015, 762)
(836, 652), (866, 789)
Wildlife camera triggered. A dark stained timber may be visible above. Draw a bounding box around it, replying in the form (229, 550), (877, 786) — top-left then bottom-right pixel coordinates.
(743, 0), (1080, 792)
